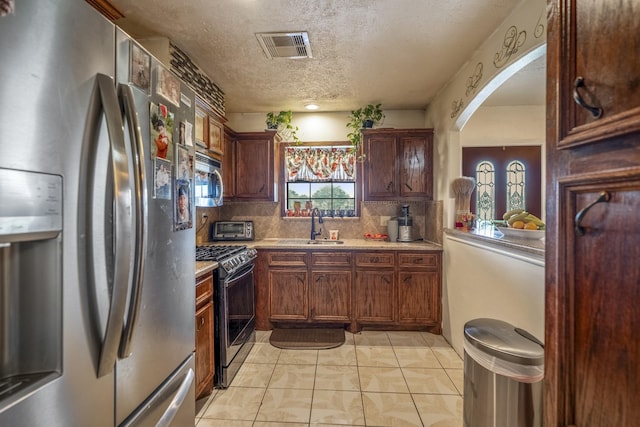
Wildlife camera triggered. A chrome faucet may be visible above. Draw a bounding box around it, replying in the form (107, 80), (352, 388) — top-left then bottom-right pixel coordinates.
(310, 207), (323, 240)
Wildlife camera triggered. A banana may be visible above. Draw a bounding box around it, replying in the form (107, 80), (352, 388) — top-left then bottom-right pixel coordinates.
(507, 211), (530, 226)
(502, 209), (524, 221)
(524, 214), (545, 227)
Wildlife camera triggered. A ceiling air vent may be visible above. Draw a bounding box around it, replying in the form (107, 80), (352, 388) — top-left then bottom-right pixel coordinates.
(256, 32), (313, 59)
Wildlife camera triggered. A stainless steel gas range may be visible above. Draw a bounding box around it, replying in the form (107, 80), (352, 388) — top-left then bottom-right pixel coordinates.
(195, 244), (257, 388)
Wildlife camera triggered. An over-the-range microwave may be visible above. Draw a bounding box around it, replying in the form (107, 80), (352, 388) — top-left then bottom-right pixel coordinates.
(194, 153), (223, 207)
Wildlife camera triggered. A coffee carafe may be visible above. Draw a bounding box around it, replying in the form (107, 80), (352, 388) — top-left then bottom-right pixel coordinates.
(397, 204), (414, 242)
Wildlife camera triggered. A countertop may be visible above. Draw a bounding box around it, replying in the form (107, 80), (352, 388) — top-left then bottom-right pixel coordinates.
(195, 238), (442, 278)
(251, 238), (442, 251)
(195, 261), (218, 278)
(445, 225), (545, 259)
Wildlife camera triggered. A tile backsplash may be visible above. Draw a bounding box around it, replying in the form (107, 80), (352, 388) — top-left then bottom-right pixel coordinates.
(197, 200), (443, 244)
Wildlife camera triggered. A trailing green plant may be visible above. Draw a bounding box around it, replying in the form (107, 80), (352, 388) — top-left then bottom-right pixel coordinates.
(346, 103), (384, 149)
(266, 110), (300, 144)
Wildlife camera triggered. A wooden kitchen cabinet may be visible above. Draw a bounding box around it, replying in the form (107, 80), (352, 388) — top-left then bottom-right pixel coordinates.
(256, 248), (442, 333)
(267, 251), (308, 321)
(194, 272), (214, 400)
(194, 97), (225, 157)
(546, 1), (640, 425)
(310, 252), (352, 322)
(396, 252), (441, 331)
(361, 129), (433, 201)
(233, 131), (279, 201)
(354, 252), (395, 324)
(222, 127), (236, 200)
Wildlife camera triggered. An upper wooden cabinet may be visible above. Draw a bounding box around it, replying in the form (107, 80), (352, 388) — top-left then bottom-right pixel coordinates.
(233, 131), (279, 201)
(194, 97), (225, 156)
(551, 0), (640, 148)
(361, 129), (433, 200)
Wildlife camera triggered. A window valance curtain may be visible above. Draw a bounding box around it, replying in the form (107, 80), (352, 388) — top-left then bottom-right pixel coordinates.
(284, 146), (356, 182)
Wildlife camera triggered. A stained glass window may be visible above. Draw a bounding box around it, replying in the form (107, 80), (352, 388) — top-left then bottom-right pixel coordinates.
(506, 160), (526, 212)
(475, 160), (495, 221)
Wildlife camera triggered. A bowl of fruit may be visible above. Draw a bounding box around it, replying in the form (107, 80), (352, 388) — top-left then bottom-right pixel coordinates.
(497, 209), (546, 240)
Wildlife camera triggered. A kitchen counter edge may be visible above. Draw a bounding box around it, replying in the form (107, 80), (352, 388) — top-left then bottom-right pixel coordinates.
(249, 238), (442, 251)
(196, 261), (218, 278)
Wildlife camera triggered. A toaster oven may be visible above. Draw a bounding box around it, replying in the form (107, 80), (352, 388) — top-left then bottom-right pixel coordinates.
(210, 221), (254, 241)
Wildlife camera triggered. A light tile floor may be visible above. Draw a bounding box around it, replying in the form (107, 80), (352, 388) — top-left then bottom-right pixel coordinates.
(195, 330), (464, 426)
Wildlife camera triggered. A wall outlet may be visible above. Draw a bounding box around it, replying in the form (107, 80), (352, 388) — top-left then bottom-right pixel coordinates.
(380, 216), (391, 226)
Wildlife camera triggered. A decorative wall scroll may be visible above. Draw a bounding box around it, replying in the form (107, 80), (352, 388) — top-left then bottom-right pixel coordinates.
(466, 63), (484, 97)
(494, 26), (527, 68)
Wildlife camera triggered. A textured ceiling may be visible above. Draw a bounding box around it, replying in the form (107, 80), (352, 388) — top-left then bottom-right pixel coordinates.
(108, 0), (543, 113)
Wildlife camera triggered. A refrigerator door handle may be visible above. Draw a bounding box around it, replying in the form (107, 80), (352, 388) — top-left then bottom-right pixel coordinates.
(118, 82), (148, 359)
(82, 73), (133, 378)
(155, 368), (195, 427)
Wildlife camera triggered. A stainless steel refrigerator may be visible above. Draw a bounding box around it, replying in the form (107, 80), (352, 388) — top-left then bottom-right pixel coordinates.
(0, 1), (196, 426)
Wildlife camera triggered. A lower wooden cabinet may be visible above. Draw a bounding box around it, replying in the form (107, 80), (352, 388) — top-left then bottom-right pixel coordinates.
(355, 252), (395, 324)
(397, 252), (441, 331)
(195, 272), (214, 400)
(257, 249), (441, 332)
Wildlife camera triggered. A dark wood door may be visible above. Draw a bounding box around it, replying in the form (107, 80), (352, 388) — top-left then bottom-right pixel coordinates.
(546, 1), (640, 425)
(310, 271), (351, 322)
(399, 133), (433, 199)
(235, 132), (275, 201)
(363, 132), (397, 199)
(268, 269), (308, 321)
(355, 270), (395, 323)
(553, 0), (640, 148)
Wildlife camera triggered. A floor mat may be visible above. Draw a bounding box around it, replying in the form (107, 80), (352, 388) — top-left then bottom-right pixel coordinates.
(269, 328), (345, 350)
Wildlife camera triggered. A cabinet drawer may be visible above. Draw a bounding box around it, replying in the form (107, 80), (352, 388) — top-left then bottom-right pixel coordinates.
(196, 274), (213, 309)
(355, 252), (395, 268)
(397, 252), (439, 268)
(311, 252), (352, 268)
(268, 251), (307, 266)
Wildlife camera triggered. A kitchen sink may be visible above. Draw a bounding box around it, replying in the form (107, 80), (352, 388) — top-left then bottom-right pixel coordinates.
(277, 239), (345, 245)
(306, 240), (344, 245)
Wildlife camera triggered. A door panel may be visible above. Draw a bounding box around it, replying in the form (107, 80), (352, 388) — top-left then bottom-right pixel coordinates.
(567, 184), (640, 426)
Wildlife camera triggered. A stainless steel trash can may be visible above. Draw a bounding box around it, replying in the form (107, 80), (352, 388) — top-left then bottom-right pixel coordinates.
(463, 318), (544, 427)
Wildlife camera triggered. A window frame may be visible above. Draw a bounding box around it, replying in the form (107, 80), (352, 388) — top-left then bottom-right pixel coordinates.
(278, 141), (362, 218)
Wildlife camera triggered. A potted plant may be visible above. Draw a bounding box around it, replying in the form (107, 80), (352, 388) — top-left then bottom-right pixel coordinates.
(346, 103), (384, 149)
(266, 110), (300, 144)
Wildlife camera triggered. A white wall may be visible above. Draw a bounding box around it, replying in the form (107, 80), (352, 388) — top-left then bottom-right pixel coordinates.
(443, 236), (545, 356)
(424, 0), (547, 355)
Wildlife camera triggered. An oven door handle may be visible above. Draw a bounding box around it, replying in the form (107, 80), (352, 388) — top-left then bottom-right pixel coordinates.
(225, 263), (255, 286)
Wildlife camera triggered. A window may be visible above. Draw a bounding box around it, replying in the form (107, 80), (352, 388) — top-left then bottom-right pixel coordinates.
(282, 145), (357, 217)
(462, 146), (541, 220)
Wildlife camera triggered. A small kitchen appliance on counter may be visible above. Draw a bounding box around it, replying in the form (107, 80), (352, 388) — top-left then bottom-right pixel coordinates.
(398, 204), (414, 242)
(210, 221), (254, 241)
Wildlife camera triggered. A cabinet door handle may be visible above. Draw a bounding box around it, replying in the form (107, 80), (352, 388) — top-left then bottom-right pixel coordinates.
(413, 258), (423, 263)
(386, 181), (393, 191)
(573, 76), (603, 118)
(259, 184), (265, 193)
(403, 276), (412, 282)
(315, 275), (327, 282)
(575, 191), (610, 236)
(405, 183), (413, 191)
